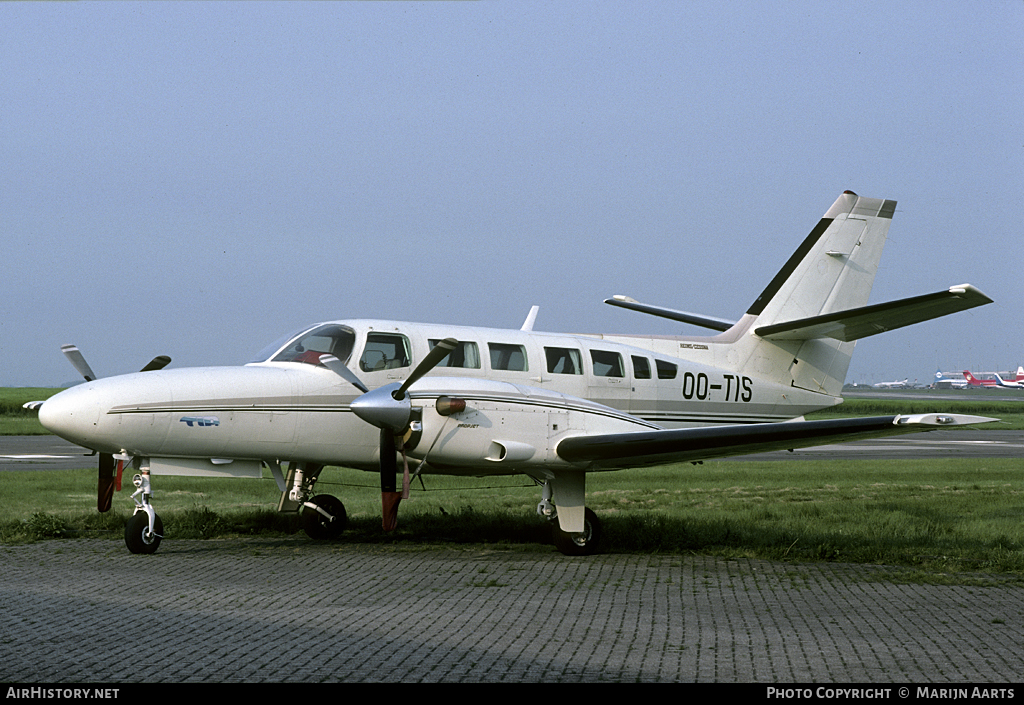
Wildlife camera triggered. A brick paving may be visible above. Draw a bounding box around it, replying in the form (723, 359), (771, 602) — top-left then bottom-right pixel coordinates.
(1, 538), (1021, 683)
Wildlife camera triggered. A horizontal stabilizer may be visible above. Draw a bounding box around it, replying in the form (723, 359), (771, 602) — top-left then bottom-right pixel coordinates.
(604, 295), (736, 332)
(556, 413), (996, 469)
(754, 285), (992, 342)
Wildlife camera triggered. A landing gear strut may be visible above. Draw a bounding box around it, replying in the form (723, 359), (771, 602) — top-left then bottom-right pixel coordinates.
(125, 470), (163, 554)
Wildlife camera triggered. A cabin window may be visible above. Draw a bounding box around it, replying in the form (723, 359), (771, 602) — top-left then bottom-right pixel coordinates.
(269, 324), (356, 367)
(656, 359), (678, 380)
(545, 347), (582, 375)
(429, 339), (481, 369)
(632, 356), (652, 380)
(488, 343), (528, 372)
(591, 350), (624, 378)
(360, 333), (412, 372)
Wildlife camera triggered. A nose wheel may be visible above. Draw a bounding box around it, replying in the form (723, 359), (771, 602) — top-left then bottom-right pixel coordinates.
(124, 471), (163, 554)
(125, 511), (163, 554)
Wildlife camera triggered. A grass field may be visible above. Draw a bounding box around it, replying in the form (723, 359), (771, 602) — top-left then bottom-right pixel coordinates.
(0, 388), (61, 434)
(3, 387), (1022, 579)
(2, 457), (1022, 580)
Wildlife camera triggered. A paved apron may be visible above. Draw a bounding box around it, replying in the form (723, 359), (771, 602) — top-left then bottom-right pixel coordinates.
(1, 539), (1021, 683)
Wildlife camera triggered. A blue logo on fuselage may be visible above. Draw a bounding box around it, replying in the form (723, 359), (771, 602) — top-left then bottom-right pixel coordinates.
(180, 416), (220, 427)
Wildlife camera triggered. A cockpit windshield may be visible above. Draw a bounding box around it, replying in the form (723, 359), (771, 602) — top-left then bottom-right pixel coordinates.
(250, 324), (357, 366)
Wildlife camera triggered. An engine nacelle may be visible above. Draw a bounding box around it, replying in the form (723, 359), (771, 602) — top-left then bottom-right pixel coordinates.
(404, 378), (660, 471)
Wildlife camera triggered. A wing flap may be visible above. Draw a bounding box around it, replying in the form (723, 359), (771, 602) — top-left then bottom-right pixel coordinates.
(556, 414), (996, 469)
(754, 285), (992, 342)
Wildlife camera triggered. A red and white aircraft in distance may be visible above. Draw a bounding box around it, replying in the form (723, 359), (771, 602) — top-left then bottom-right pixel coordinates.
(28, 191), (995, 555)
(964, 368), (1024, 389)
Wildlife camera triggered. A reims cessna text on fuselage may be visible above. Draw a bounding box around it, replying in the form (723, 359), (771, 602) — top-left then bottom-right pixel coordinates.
(30, 191), (995, 555)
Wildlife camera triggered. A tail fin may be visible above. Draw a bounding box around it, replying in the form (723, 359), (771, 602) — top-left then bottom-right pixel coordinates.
(729, 192), (895, 397)
(609, 191), (990, 400)
(746, 191), (896, 326)
(727, 192), (989, 397)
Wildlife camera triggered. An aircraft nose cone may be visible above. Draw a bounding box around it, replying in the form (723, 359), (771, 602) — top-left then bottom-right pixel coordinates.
(38, 384), (102, 447)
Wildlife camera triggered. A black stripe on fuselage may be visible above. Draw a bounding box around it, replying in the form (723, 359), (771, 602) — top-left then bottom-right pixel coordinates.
(107, 395), (664, 430)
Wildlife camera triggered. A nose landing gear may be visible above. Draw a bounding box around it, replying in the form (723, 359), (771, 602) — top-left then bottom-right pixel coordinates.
(125, 471), (163, 554)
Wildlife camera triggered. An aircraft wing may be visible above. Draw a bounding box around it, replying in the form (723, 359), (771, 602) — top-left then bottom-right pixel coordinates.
(556, 413), (995, 469)
(754, 285), (992, 342)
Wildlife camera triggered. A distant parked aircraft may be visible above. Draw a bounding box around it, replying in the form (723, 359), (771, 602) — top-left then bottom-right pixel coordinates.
(963, 370), (999, 388)
(933, 370), (967, 389)
(993, 366), (1024, 389)
(873, 378), (909, 389)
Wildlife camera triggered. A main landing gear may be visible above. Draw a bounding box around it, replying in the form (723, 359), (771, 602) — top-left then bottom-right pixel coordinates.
(536, 478), (602, 556)
(550, 507), (602, 556)
(301, 494), (347, 540)
(278, 462), (348, 540)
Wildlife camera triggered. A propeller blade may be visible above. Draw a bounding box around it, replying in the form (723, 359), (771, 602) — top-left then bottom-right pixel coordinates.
(380, 429), (402, 531)
(98, 453), (115, 512)
(140, 355), (172, 373)
(319, 354), (369, 393)
(352, 338), (457, 533)
(394, 338), (457, 399)
(61, 344), (98, 382)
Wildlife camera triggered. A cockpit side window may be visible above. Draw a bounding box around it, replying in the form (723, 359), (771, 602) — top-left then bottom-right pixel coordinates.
(360, 333), (412, 372)
(270, 324), (356, 367)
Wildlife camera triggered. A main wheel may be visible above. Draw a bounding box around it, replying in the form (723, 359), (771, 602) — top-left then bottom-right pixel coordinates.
(552, 507), (602, 556)
(302, 494), (347, 540)
(125, 512), (163, 554)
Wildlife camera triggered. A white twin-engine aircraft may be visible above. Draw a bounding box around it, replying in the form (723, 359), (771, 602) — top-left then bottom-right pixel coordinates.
(31, 191), (994, 555)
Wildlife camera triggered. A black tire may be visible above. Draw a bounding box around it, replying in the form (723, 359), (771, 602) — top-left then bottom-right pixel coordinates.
(125, 512), (163, 554)
(552, 507), (601, 556)
(302, 495), (347, 540)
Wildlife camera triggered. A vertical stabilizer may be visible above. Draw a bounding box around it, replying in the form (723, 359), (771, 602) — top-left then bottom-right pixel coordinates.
(738, 191), (896, 397)
(747, 191), (896, 325)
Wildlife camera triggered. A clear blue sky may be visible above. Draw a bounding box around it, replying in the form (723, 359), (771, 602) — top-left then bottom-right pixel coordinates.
(2, 1), (1021, 387)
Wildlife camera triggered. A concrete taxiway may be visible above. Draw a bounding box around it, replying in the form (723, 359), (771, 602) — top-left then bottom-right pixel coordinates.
(1, 538), (1021, 683)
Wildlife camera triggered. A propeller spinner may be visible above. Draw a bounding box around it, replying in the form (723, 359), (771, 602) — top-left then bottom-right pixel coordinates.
(322, 338), (458, 531)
